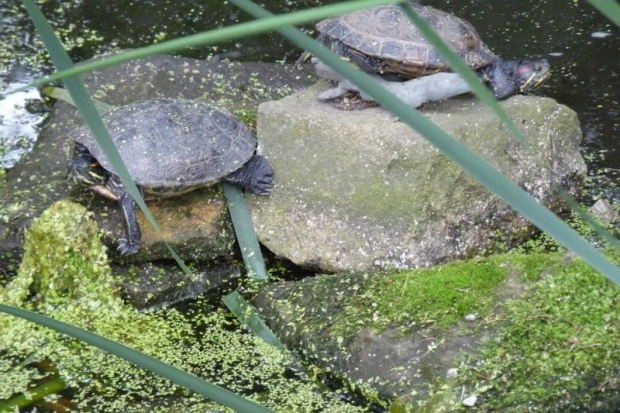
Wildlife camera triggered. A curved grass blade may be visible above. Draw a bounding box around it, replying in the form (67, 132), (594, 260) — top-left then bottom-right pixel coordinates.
(0, 377), (65, 411)
(0, 304), (274, 412)
(223, 291), (286, 350)
(401, 3), (620, 252)
(588, 0), (620, 27)
(229, 0), (620, 286)
(44, 86), (115, 115)
(8, 0), (404, 95)
(22, 0), (191, 275)
(222, 183), (268, 281)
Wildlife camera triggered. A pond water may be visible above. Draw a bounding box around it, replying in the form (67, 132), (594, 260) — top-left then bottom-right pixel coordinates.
(1, 0), (619, 201)
(0, 0), (618, 410)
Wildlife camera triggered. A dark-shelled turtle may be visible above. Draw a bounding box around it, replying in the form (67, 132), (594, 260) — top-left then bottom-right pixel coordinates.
(69, 98), (273, 255)
(314, 2), (551, 99)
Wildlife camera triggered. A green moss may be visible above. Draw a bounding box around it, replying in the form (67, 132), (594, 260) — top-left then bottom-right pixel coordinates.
(301, 258), (509, 341)
(0, 200), (366, 412)
(233, 108), (259, 130)
(449, 251), (620, 411)
(261, 257), (513, 353)
(365, 258), (507, 328)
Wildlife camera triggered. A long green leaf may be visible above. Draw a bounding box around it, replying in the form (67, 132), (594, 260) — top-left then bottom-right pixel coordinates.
(22, 0), (191, 274)
(44, 86), (115, 114)
(588, 0), (620, 27)
(222, 183), (268, 281)
(229, 0), (620, 286)
(223, 291), (286, 350)
(403, 3), (620, 254)
(0, 304), (273, 412)
(0, 377), (65, 411)
(8, 0), (404, 95)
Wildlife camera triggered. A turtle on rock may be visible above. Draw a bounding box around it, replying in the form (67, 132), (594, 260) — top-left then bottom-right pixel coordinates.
(311, 2), (551, 104)
(68, 98), (273, 255)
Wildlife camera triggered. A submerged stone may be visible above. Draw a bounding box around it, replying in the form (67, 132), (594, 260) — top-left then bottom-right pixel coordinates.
(254, 252), (620, 411)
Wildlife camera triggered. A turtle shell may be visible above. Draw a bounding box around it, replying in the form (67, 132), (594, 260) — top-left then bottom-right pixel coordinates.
(316, 3), (497, 77)
(72, 99), (257, 193)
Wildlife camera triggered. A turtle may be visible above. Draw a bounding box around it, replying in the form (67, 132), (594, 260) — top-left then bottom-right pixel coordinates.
(313, 2), (551, 100)
(68, 98), (273, 255)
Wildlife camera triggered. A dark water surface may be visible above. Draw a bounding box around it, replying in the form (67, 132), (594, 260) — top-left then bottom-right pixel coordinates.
(2, 0), (619, 200)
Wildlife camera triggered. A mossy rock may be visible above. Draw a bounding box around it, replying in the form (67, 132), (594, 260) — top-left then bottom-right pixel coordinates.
(254, 252), (620, 411)
(0, 200), (368, 411)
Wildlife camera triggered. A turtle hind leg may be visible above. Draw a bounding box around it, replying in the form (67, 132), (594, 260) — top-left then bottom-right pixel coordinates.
(223, 155), (273, 195)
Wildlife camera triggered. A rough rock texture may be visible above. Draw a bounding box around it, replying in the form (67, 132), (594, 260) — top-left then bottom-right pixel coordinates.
(249, 82), (586, 272)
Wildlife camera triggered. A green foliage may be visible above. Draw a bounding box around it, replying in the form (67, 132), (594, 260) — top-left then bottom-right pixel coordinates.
(455, 252), (620, 410)
(367, 259), (507, 328)
(0, 200), (364, 411)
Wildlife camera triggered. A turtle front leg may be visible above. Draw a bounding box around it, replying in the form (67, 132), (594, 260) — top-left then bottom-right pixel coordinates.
(117, 191), (141, 255)
(107, 175), (142, 255)
(223, 155), (273, 195)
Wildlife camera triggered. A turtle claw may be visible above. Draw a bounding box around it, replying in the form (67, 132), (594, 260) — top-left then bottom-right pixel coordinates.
(117, 238), (140, 255)
(249, 178), (273, 196)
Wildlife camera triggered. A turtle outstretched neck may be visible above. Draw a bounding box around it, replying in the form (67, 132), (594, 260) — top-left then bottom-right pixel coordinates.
(481, 59), (551, 100)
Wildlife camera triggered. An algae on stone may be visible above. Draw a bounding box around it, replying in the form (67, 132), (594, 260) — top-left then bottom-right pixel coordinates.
(254, 252), (620, 411)
(0, 200), (366, 412)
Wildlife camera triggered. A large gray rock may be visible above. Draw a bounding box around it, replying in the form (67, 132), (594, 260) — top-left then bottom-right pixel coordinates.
(249, 82), (586, 272)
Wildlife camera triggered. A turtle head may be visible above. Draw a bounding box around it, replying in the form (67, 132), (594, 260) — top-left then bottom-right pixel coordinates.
(68, 151), (106, 186)
(515, 59), (551, 93)
(68, 146), (119, 200)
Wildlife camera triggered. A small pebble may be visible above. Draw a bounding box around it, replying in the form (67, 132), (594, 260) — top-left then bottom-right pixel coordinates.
(591, 31), (612, 38)
(446, 368), (458, 379)
(465, 314), (476, 321)
(462, 395), (477, 407)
